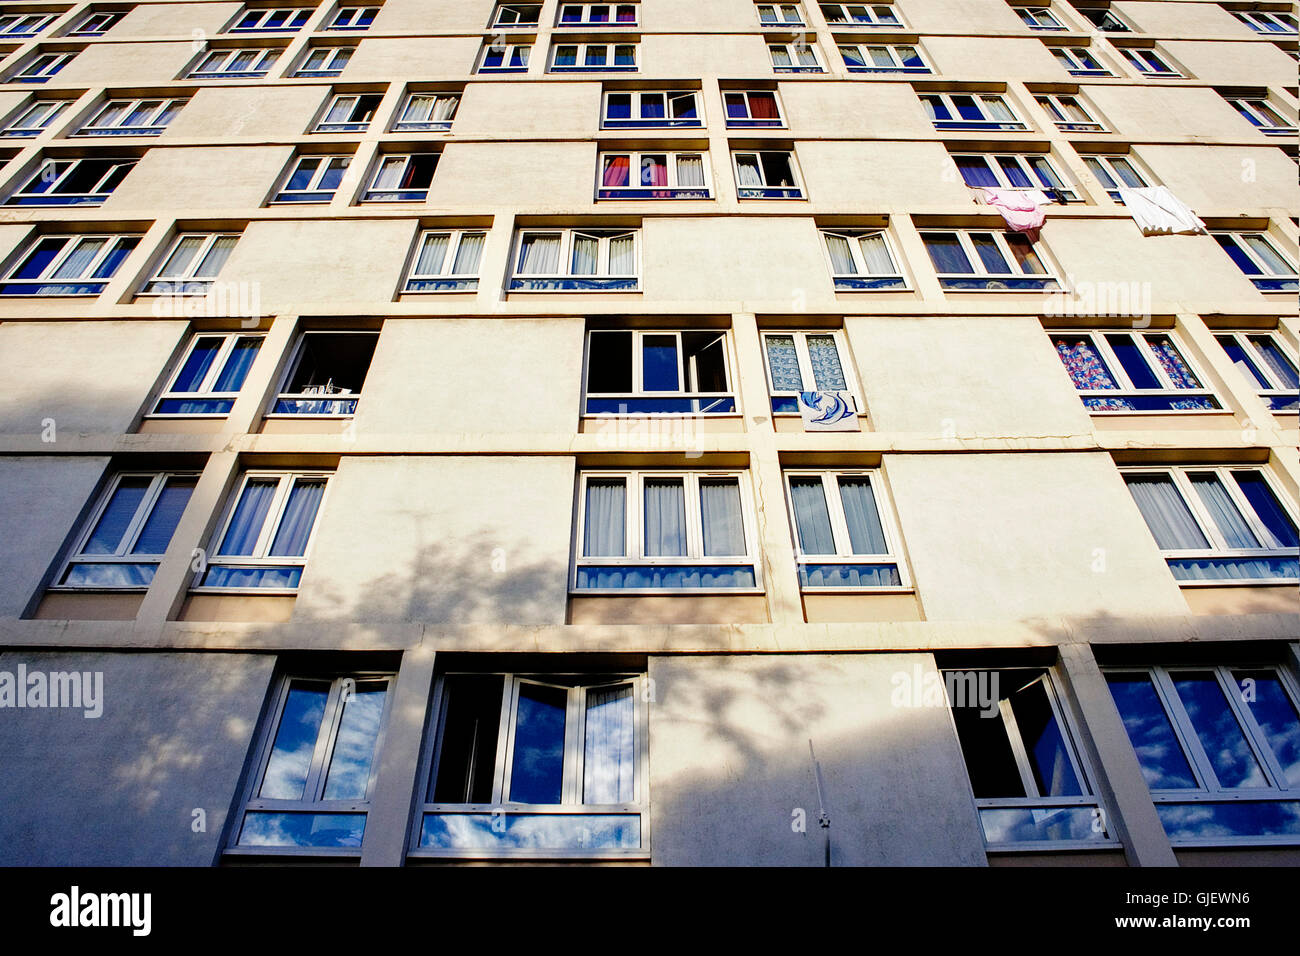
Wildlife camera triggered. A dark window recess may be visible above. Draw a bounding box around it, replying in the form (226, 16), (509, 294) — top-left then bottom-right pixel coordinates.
(273, 332), (378, 414)
(432, 675), (504, 804)
(586, 329), (633, 393)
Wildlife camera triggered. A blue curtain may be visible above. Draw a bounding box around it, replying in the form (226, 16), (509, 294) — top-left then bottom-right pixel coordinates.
(270, 480), (326, 556)
(220, 479), (278, 555)
(131, 478), (196, 555)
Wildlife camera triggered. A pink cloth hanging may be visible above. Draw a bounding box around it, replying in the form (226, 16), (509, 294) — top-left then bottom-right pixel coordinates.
(979, 187), (1047, 238)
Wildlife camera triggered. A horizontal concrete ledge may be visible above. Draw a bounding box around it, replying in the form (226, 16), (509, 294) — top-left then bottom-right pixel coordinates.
(0, 611), (1293, 654)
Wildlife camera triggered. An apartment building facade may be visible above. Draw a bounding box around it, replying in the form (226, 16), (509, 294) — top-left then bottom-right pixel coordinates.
(0, 0), (1295, 867)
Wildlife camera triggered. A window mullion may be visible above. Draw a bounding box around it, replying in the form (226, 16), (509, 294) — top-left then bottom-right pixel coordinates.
(301, 680), (344, 801)
(1213, 666), (1286, 790)
(119, 473), (170, 556)
(824, 473), (855, 557)
(998, 696), (1044, 799)
(495, 677), (518, 804)
(1153, 666), (1219, 793)
(565, 687), (584, 805)
(252, 475), (295, 558)
(630, 472), (643, 559)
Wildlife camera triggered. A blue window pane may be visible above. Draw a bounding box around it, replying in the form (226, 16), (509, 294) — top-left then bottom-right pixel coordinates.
(1249, 336), (1298, 388)
(641, 335), (679, 390)
(90, 237), (138, 279)
(12, 237), (67, 278)
(84, 478), (150, 553)
(1156, 801), (1300, 842)
(420, 812), (640, 849)
(219, 480), (279, 555)
(1233, 471), (1299, 548)
(922, 233), (972, 273)
(606, 94), (631, 118)
(952, 95), (983, 120)
(1107, 674), (1198, 789)
(797, 562), (900, 587)
(239, 812), (366, 847)
(509, 683), (567, 804)
(259, 682), (329, 800)
(212, 337), (262, 392)
(202, 565), (303, 588)
(1105, 334), (1161, 389)
(1217, 336), (1271, 388)
(1215, 234), (1261, 275)
(998, 156), (1033, 188)
(131, 478), (195, 554)
(574, 564), (756, 589)
(322, 684), (387, 800)
(268, 480), (325, 557)
(172, 337), (224, 392)
(979, 806), (1109, 844)
(955, 156), (998, 188)
(61, 562), (157, 587)
(970, 233), (1011, 274)
(1234, 670), (1300, 787)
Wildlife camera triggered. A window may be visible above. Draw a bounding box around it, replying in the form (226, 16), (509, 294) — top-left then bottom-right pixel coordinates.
(392, 92), (459, 131)
(189, 47), (281, 79)
(314, 93), (381, 133)
(414, 670), (647, 855)
(231, 672), (393, 851)
(1081, 153), (1149, 200)
(478, 40), (530, 73)
(1, 233), (140, 296)
(491, 3), (541, 27)
(69, 11), (125, 37)
(602, 89), (701, 128)
(52, 472), (197, 589)
(723, 90), (783, 128)
(920, 229), (1060, 290)
(1119, 46), (1182, 76)
(920, 92), (1027, 131)
(1015, 6), (1065, 30)
(403, 230), (485, 292)
(1122, 466), (1299, 583)
(296, 45), (353, 77)
(228, 7), (312, 32)
(141, 232), (240, 295)
(1214, 232), (1299, 291)
(573, 470), (758, 590)
(953, 152), (1078, 202)
(0, 13), (55, 37)
(583, 329), (735, 415)
(785, 471), (905, 588)
(271, 332), (378, 415)
(558, 3), (639, 26)
(196, 471), (331, 590)
(733, 150), (804, 199)
(5, 157), (137, 206)
(1, 100), (71, 137)
(1035, 93), (1105, 131)
(1051, 330), (1220, 411)
(78, 98), (188, 136)
(10, 52), (77, 83)
(272, 154), (351, 203)
(328, 6), (378, 30)
(550, 42), (637, 72)
(1049, 44), (1111, 75)
(839, 42), (930, 73)
(1225, 95), (1296, 136)
(948, 665), (1113, 848)
(510, 228), (638, 290)
(1075, 7), (1129, 31)
(757, 3), (805, 27)
(597, 151), (710, 200)
(819, 3), (902, 27)
(819, 228), (906, 290)
(362, 152), (438, 201)
(1215, 329), (1299, 412)
(768, 40), (823, 72)
(763, 330), (861, 414)
(1231, 10), (1298, 33)
(1106, 663), (1300, 843)
(151, 332), (265, 415)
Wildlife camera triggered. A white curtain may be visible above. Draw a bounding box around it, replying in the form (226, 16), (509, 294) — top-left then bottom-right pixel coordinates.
(608, 234), (635, 274)
(1190, 475), (1259, 548)
(414, 233), (449, 275)
(824, 234), (856, 274)
(1126, 476), (1209, 550)
(643, 479), (686, 556)
(51, 238), (105, 279)
(371, 157), (404, 190)
(518, 234), (560, 274)
(858, 233), (896, 274)
(451, 233), (485, 274)
(981, 96), (1016, 121)
(700, 479), (745, 556)
(736, 156), (763, 186)
(193, 236), (237, 278)
(403, 95), (433, 122)
(838, 477), (887, 554)
(583, 478), (626, 557)
(325, 97), (355, 123)
(770, 46), (792, 67)
(790, 478), (836, 554)
(571, 235), (598, 275)
(432, 96), (459, 121)
(676, 155), (705, 187)
(158, 236), (203, 278)
(583, 684), (635, 804)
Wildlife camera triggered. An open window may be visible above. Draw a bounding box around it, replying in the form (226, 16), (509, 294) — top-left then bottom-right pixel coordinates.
(1214, 328), (1298, 411)
(602, 90), (701, 129)
(270, 331), (378, 416)
(510, 227), (639, 290)
(315, 93), (382, 133)
(733, 150), (804, 199)
(597, 150), (710, 199)
(583, 328), (735, 415)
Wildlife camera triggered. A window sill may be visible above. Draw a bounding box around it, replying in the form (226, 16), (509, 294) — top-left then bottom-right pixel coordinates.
(570, 587), (765, 596)
(190, 587), (302, 596)
(832, 277), (909, 291)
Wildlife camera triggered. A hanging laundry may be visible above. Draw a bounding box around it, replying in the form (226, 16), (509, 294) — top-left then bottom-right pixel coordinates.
(1117, 185), (1208, 236)
(977, 187), (1049, 238)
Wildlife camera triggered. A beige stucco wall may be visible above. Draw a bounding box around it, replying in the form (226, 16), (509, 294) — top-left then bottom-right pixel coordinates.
(641, 33), (773, 76)
(427, 141), (597, 207)
(453, 81), (601, 137)
(162, 85), (330, 140)
(1114, 1), (1252, 37)
(777, 82), (934, 139)
(923, 37), (1065, 81)
(1135, 145), (1300, 215)
(54, 41), (199, 85)
(895, 0), (1024, 33)
(1084, 85), (1263, 140)
(346, 36), (485, 79)
(376, 0), (497, 34)
(110, 2), (242, 38)
(797, 140), (977, 208)
(1160, 39), (1297, 86)
(105, 145), (293, 211)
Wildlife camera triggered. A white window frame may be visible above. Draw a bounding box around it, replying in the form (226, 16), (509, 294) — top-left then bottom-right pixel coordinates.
(361, 152), (440, 202)
(1, 99), (70, 137)
(478, 40), (531, 73)
(491, 2), (541, 27)
(1105, 663), (1300, 846)
(403, 229), (486, 292)
(189, 47), (282, 79)
(141, 232), (240, 295)
(1076, 6), (1130, 32)
(1035, 92), (1106, 132)
(818, 228), (907, 290)
(756, 3), (806, 27)
(1121, 465), (1300, 584)
(2, 233), (140, 296)
(818, 3), (903, 28)
(296, 45), (353, 76)
(11, 52), (76, 82)
(1213, 231), (1299, 291)
(6, 157), (137, 206)
(150, 331), (266, 417)
(272, 154), (351, 204)
(227, 7), (312, 32)
(1214, 328), (1299, 411)
(953, 151), (1079, 202)
(1225, 95), (1296, 136)
(722, 89), (785, 128)
(51, 471), (199, 590)
(768, 39), (824, 72)
(1119, 45), (1183, 77)
(582, 328), (737, 416)
(1081, 152), (1151, 200)
(392, 91), (460, 132)
(69, 11), (125, 36)
(411, 670), (650, 860)
(1231, 10), (1298, 34)
(1014, 6), (1065, 30)
(194, 471), (333, 593)
(327, 6), (379, 30)
(838, 41), (930, 73)
(509, 227), (640, 291)
(601, 89), (702, 128)
(732, 149), (806, 199)
(920, 228), (1062, 290)
(1049, 44), (1111, 75)
(1052, 329), (1220, 411)
(572, 470), (762, 593)
(549, 41), (638, 72)
(557, 3), (640, 27)
(920, 92), (1028, 131)
(0, 13), (55, 37)
(77, 97), (188, 136)
(782, 469), (907, 591)
(762, 330), (864, 410)
(314, 92), (382, 133)
(268, 330), (378, 417)
(595, 149), (712, 200)
(227, 672), (396, 856)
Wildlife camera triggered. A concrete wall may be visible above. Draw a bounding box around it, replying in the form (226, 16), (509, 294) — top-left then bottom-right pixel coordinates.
(347, 37), (484, 79)
(162, 85), (329, 140)
(427, 142), (596, 208)
(1114, 1), (1253, 37)
(453, 81), (601, 137)
(377, 0), (497, 34)
(778, 82), (934, 139)
(797, 140), (975, 208)
(0, 650), (274, 866)
(1085, 85), (1260, 141)
(55, 41), (199, 85)
(1160, 39), (1297, 86)
(1136, 145), (1300, 214)
(106, 145), (293, 211)
(923, 37), (1064, 80)
(896, 0), (1024, 33)
(111, 2), (242, 38)
(649, 653), (987, 866)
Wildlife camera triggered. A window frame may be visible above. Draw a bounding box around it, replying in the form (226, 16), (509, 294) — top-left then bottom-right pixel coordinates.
(601, 89), (702, 129)
(1225, 95), (1297, 136)
(0, 233), (140, 296)
(270, 154), (352, 204)
(491, 3), (542, 28)
(1231, 10), (1298, 34)
(50, 471), (200, 591)
(581, 328), (738, 416)
(1081, 152), (1151, 200)
(68, 11), (125, 37)
(919, 228), (1062, 290)
(1119, 45), (1183, 77)
(595, 149), (713, 200)
(1048, 44), (1112, 76)
(761, 329), (865, 413)
(1104, 662), (1300, 847)
(314, 92), (382, 133)
(557, 3), (640, 27)
(76, 97), (188, 136)
(0, 99), (71, 137)
(1214, 328), (1299, 412)
(920, 91), (1028, 131)
(295, 45), (353, 77)
(360, 151), (440, 202)
(818, 3), (904, 28)
(1014, 6), (1066, 30)
(1035, 92), (1106, 132)
(403, 229), (487, 292)
(477, 39), (532, 73)
(149, 331), (266, 417)
(756, 3), (806, 28)
(838, 41), (931, 73)
(722, 89), (785, 128)
(268, 330), (378, 417)
(782, 469), (909, 591)
(571, 469), (762, 594)
(5, 156), (138, 206)
(768, 39), (825, 72)
(0, 12), (56, 37)
(11, 52), (77, 83)
(188, 46), (282, 79)
(410, 670), (650, 860)
(1051, 329), (1221, 412)
(509, 227), (640, 291)
(732, 149), (806, 199)
(327, 6), (379, 30)
(226, 7), (312, 33)
(140, 231), (241, 296)
(818, 227), (907, 290)
(1213, 231), (1299, 292)
(391, 91), (460, 132)
(226, 671), (396, 856)
(952, 151), (1079, 202)
(548, 41), (639, 72)
(1076, 6), (1130, 32)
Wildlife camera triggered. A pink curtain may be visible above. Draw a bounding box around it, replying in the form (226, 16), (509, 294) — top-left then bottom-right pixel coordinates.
(602, 156), (630, 187)
(640, 156), (667, 187)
